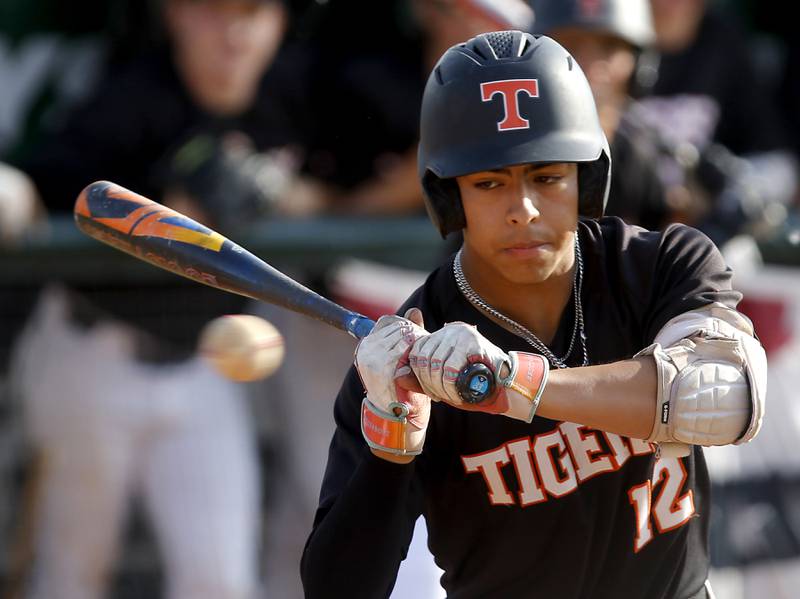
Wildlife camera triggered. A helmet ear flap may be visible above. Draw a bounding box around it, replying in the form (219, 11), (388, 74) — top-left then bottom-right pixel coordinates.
(422, 172), (466, 238)
(578, 152), (610, 219)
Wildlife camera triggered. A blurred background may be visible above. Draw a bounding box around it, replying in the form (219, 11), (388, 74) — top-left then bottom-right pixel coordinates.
(0, 1), (798, 598)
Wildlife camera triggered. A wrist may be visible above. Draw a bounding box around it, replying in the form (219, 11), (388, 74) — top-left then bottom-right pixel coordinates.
(370, 448), (416, 464)
(360, 397), (427, 456)
(498, 352), (549, 422)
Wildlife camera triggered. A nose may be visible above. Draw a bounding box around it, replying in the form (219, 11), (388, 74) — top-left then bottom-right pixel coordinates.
(506, 181), (540, 225)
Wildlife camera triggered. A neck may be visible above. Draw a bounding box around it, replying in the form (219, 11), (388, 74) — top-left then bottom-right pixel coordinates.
(458, 244), (577, 345)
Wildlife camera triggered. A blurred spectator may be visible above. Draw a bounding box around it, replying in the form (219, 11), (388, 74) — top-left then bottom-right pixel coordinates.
(638, 3), (800, 597)
(7, 1), (314, 598)
(647, 0), (781, 157)
(0, 0), (155, 160)
(635, 0), (798, 245)
(779, 37), (800, 170)
(738, 0), (800, 201)
(531, 0), (672, 231)
(534, 0), (798, 246)
(12, 0), (324, 224)
(298, 0), (534, 216)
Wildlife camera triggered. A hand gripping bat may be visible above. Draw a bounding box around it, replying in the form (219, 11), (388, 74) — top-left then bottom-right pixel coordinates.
(73, 180), (495, 404)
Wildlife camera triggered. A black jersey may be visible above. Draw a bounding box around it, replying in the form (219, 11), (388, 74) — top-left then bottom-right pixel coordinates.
(302, 218), (741, 599)
(646, 9), (789, 156)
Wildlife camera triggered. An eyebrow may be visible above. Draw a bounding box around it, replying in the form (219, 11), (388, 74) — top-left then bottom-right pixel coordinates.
(481, 164), (565, 175)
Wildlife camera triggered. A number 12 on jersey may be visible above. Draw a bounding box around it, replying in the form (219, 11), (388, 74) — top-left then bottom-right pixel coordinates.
(628, 457), (696, 552)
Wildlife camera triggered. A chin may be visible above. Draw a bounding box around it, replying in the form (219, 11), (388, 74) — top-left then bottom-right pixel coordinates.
(499, 262), (551, 286)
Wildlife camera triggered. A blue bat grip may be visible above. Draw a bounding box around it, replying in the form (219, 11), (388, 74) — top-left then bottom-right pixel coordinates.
(347, 314), (377, 340)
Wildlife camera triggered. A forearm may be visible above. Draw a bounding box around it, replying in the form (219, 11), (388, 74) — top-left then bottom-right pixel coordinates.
(301, 450), (418, 598)
(536, 357), (657, 440)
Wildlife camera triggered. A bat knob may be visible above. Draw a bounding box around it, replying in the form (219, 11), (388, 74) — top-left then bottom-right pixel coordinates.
(455, 362), (495, 404)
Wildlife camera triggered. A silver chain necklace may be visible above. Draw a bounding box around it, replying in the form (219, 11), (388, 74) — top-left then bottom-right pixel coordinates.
(453, 235), (588, 369)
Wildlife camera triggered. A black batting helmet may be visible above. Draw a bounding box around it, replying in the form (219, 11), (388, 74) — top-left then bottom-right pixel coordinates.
(531, 0), (655, 50)
(418, 31), (610, 237)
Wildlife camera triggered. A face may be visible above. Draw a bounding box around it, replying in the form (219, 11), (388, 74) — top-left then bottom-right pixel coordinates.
(549, 27), (636, 111)
(412, 0), (506, 65)
(166, 0), (287, 113)
(456, 163), (579, 287)
(649, 0), (706, 52)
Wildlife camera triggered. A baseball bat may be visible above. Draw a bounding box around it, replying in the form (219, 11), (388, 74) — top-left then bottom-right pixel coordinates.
(73, 180), (495, 403)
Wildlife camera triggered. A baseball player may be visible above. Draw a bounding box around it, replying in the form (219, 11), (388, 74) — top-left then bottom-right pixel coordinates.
(301, 31), (766, 599)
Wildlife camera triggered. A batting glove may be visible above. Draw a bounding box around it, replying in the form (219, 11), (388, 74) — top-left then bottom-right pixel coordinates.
(354, 310), (431, 456)
(409, 322), (549, 422)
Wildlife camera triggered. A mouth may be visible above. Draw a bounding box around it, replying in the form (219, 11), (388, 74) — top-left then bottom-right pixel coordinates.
(502, 241), (551, 259)
(503, 239), (551, 251)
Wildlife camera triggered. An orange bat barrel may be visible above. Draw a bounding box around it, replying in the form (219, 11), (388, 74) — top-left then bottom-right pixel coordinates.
(74, 180), (376, 339)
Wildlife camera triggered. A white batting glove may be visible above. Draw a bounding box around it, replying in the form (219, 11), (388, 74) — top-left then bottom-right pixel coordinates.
(409, 322), (549, 423)
(354, 310), (431, 456)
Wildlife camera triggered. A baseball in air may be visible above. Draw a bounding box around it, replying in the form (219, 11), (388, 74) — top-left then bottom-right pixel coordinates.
(199, 314), (285, 382)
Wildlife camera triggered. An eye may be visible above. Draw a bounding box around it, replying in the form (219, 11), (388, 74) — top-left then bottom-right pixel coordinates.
(473, 179), (502, 190)
(532, 173), (563, 184)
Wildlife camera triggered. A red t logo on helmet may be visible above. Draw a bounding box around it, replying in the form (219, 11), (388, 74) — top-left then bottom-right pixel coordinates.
(480, 79), (539, 131)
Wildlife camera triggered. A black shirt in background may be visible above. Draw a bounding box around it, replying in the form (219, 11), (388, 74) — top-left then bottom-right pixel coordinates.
(608, 108), (671, 231)
(13, 45), (314, 357)
(648, 9), (789, 155)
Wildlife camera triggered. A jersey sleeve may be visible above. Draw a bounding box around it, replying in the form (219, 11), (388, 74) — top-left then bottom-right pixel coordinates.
(642, 223), (742, 343)
(300, 364), (424, 599)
